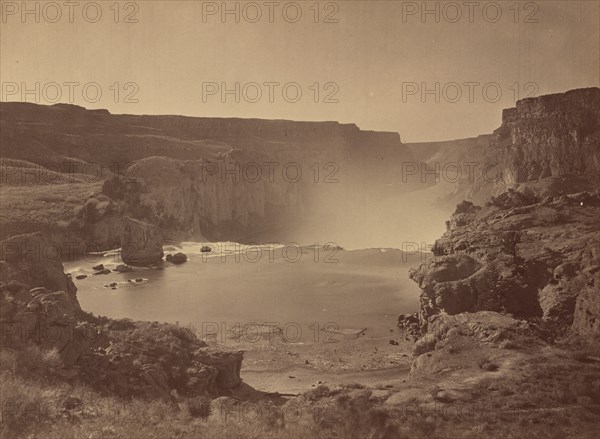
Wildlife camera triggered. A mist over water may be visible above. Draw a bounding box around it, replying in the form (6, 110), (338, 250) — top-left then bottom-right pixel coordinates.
(288, 176), (450, 251)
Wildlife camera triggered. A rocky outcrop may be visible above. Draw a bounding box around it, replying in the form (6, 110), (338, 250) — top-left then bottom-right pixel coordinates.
(76, 320), (243, 398)
(0, 232), (80, 309)
(0, 267), (244, 399)
(0, 283), (95, 366)
(574, 287), (600, 336)
(195, 349), (243, 389)
(0, 228), (244, 399)
(73, 193), (125, 251)
(0, 233), (93, 366)
(409, 189), (600, 337)
(0, 280), (244, 398)
(120, 217), (164, 266)
(411, 311), (534, 357)
(406, 89), (600, 337)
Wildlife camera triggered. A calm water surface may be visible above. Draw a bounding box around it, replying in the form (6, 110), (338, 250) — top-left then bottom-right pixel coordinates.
(64, 243), (423, 340)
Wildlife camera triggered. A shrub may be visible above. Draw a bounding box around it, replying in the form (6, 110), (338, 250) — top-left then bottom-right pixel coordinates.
(102, 175), (127, 200)
(186, 396), (211, 418)
(13, 346), (61, 377)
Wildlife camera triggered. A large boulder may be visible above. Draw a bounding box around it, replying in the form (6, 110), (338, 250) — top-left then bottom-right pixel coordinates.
(120, 217), (164, 266)
(166, 252), (187, 264)
(409, 253), (489, 324)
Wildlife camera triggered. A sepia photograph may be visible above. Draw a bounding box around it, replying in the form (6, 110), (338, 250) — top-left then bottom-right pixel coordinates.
(0, 1), (599, 438)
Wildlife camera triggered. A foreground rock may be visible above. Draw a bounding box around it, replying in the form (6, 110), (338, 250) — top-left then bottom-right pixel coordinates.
(120, 217), (164, 266)
(114, 263), (133, 273)
(0, 281), (244, 399)
(0, 284), (96, 366)
(410, 190), (600, 337)
(77, 320), (243, 398)
(166, 252), (187, 264)
(0, 235), (93, 366)
(0, 232), (80, 310)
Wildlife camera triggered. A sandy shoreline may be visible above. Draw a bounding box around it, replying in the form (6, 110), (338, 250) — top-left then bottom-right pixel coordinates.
(210, 328), (415, 394)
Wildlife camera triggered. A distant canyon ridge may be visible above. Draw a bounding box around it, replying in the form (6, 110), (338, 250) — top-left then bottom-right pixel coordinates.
(0, 87), (598, 254)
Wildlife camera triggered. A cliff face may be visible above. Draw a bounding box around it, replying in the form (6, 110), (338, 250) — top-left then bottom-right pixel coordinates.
(123, 155), (303, 241)
(405, 135), (496, 208)
(406, 88), (600, 208)
(493, 88), (600, 183)
(0, 102), (412, 174)
(406, 135), (492, 164)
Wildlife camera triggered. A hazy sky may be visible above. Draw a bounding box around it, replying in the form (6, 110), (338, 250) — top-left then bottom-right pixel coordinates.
(1, 0), (599, 141)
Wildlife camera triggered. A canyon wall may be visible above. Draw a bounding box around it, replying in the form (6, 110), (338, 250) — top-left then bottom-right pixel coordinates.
(405, 87), (600, 208)
(0, 102), (412, 175)
(493, 87), (600, 183)
(126, 155), (305, 241)
(0, 102), (415, 244)
(2, 88), (597, 247)
(405, 135), (495, 208)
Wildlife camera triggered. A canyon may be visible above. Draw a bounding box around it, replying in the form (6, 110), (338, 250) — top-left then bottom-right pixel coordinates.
(0, 87), (599, 438)
(4, 89), (597, 251)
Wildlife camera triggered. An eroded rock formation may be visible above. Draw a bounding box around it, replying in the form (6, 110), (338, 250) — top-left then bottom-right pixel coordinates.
(120, 217), (164, 266)
(127, 155), (303, 241)
(410, 190), (600, 337)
